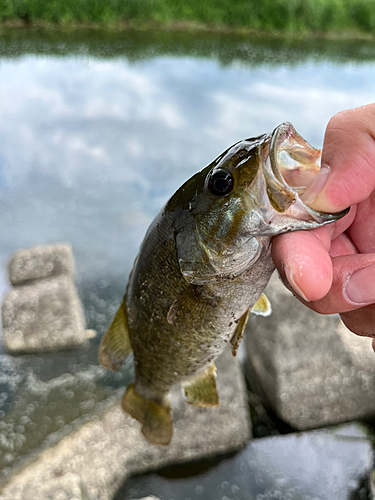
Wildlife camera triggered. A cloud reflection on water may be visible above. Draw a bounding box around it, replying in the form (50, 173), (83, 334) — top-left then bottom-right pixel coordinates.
(0, 54), (374, 281)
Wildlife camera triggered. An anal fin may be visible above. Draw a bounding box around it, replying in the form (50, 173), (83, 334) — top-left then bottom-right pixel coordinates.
(98, 296), (132, 371)
(182, 364), (219, 407)
(122, 384), (172, 446)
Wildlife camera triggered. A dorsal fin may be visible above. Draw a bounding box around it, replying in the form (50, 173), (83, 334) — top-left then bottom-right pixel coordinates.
(98, 296), (132, 371)
(251, 293), (272, 317)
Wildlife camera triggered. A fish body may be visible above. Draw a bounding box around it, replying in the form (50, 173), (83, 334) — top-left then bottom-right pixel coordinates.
(99, 123), (348, 445)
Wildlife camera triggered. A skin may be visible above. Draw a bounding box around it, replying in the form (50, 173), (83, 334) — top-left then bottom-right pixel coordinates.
(272, 103), (375, 345)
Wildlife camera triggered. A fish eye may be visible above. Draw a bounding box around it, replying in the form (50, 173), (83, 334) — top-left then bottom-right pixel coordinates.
(208, 170), (234, 196)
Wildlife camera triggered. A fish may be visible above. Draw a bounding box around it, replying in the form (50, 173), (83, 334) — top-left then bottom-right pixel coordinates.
(98, 122), (348, 446)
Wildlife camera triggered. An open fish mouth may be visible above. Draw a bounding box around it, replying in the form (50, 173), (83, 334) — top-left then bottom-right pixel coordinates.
(267, 122), (349, 223)
(270, 122), (320, 195)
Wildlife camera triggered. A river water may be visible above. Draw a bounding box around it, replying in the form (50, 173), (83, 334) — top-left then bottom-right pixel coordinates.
(0, 27), (375, 495)
(1, 30), (375, 304)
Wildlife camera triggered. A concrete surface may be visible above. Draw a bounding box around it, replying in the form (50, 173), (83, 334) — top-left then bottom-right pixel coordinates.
(245, 273), (375, 430)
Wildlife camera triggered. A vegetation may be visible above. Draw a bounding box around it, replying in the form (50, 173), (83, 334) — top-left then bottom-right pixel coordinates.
(1, 22), (375, 68)
(1, 0), (375, 35)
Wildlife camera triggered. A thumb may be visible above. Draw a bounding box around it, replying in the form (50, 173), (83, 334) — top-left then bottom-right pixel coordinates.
(301, 104), (375, 213)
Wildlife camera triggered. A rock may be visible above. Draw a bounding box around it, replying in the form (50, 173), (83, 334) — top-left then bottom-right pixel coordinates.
(8, 244), (74, 286)
(2, 276), (86, 353)
(1, 244), (87, 354)
(245, 273), (375, 430)
(116, 423), (374, 500)
(0, 348), (250, 500)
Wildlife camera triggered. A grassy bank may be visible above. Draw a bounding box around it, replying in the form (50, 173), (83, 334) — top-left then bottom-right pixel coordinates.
(1, 0), (375, 35)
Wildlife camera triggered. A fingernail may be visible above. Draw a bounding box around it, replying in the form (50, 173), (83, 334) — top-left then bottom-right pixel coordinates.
(284, 265), (310, 302)
(301, 165), (330, 206)
(346, 264), (375, 304)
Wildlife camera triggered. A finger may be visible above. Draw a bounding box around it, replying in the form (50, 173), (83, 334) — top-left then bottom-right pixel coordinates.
(301, 104), (375, 212)
(272, 230), (333, 302)
(347, 191), (375, 253)
(304, 253), (375, 315)
(329, 233), (358, 258)
(330, 204), (357, 240)
(341, 304), (375, 337)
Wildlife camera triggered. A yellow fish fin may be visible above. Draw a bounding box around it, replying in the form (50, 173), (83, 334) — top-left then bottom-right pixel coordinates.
(230, 308), (251, 356)
(122, 384), (172, 446)
(98, 296), (132, 372)
(251, 293), (272, 317)
(182, 364), (219, 407)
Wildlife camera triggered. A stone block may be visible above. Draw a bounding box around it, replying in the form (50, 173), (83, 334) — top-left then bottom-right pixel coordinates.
(0, 349), (250, 500)
(9, 244), (74, 286)
(3, 473), (91, 500)
(245, 273), (375, 430)
(2, 276), (86, 353)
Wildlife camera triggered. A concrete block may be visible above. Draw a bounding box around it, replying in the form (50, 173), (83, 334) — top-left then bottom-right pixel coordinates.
(2, 276), (86, 353)
(9, 244), (74, 286)
(245, 273), (375, 430)
(4, 473), (91, 500)
(0, 349), (250, 500)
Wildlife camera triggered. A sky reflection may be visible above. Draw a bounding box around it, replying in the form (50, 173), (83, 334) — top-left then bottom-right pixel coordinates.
(0, 52), (374, 294)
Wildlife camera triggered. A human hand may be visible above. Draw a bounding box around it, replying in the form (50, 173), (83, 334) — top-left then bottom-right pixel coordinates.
(272, 104), (375, 346)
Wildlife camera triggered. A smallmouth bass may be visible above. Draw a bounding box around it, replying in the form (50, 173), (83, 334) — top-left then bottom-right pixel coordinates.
(99, 123), (348, 445)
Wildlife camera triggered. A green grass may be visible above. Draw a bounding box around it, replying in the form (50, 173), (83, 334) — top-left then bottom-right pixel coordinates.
(1, 0), (375, 34)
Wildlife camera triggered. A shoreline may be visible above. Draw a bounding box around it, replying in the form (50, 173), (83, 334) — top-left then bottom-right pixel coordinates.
(1, 19), (375, 42)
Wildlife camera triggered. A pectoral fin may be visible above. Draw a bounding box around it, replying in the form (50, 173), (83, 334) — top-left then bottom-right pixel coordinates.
(182, 364), (219, 407)
(167, 286), (217, 330)
(98, 296), (132, 371)
(230, 308), (251, 356)
(251, 293), (272, 317)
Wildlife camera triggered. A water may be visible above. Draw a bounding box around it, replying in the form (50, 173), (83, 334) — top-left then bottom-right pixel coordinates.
(1, 26), (375, 491)
(117, 425), (374, 500)
(1, 29), (375, 300)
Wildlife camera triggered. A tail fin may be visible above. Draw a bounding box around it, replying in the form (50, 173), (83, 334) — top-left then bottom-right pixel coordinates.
(122, 384), (173, 446)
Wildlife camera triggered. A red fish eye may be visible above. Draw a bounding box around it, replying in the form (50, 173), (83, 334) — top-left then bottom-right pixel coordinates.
(208, 170), (234, 196)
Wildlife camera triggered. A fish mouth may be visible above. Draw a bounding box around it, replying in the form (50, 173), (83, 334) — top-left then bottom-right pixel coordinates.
(266, 122), (349, 224)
